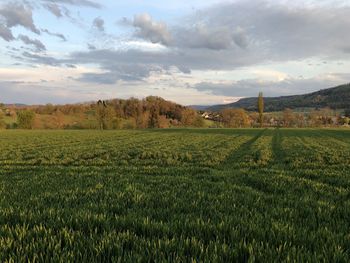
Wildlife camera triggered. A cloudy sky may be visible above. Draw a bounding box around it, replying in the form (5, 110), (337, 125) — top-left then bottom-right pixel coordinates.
(0, 0), (350, 105)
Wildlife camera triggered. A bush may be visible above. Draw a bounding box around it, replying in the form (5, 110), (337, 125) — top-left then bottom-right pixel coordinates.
(17, 110), (35, 129)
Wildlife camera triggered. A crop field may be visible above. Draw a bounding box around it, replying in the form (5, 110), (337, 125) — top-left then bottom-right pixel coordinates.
(0, 129), (349, 261)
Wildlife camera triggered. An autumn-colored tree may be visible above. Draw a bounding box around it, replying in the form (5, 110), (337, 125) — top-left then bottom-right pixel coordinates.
(308, 110), (322, 127)
(319, 107), (333, 126)
(221, 108), (251, 128)
(158, 115), (170, 128)
(148, 104), (160, 128)
(258, 92), (264, 127)
(282, 108), (295, 127)
(53, 109), (65, 128)
(295, 113), (305, 128)
(181, 108), (197, 126)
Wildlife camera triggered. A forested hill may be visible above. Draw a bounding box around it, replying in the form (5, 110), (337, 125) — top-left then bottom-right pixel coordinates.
(207, 83), (350, 112)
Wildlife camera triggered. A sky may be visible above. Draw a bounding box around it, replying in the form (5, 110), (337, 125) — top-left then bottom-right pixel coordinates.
(0, 0), (350, 105)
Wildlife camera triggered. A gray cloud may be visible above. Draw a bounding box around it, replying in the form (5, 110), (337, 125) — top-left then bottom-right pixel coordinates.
(79, 1), (349, 85)
(41, 29), (67, 41)
(232, 27), (248, 49)
(122, 1), (350, 54)
(77, 63), (162, 84)
(0, 24), (14, 41)
(18, 34), (46, 52)
(0, 2), (40, 34)
(195, 1), (350, 59)
(87, 43), (96, 50)
(123, 13), (248, 50)
(44, 3), (63, 18)
(130, 13), (172, 45)
(193, 74), (350, 97)
(173, 25), (248, 50)
(93, 17), (104, 32)
(68, 45), (263, 80)
(21, 51), (62, 66)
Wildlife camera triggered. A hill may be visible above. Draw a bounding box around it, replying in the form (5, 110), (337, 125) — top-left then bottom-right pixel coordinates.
(188, 105), (211, 111)
(207, 83), (350, 112)
(0, 96), (207, 129)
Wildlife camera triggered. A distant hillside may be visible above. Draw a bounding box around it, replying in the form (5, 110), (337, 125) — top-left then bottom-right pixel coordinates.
(4, 103), (27, 107)
(207, 84), (350, 112)
(188, 105), (211, 111)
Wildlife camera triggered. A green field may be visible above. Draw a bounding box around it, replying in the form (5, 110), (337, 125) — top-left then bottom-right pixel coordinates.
(0, 129), (349, 261)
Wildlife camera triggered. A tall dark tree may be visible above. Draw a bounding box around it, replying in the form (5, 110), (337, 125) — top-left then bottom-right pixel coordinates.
(258, 92), (264, 127)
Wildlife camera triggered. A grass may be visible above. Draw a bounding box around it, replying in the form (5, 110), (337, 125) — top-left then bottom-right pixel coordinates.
(0, 128), (349, 261)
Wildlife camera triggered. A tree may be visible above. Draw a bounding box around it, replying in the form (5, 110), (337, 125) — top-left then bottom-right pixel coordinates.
(295, 113), (305, 128)
(258, 92), (264, 127)
(148, 104), (160, 128)
(96, 100), (115, 130)
(192, 116), (205, 128)
(0, 109), (6, 129)
(319, 107), (333, 126)
(181, 108), (197, 126)
(52, 109), (65, 129)
(283, 108), (295, 127)
(221, 108), (251, 128)
(308, 110), (322, 127)
(17, 110), (35, 129)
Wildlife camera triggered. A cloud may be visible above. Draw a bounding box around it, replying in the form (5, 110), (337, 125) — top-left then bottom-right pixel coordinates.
(130, 13), (172, 45)
(41, 29), (67, 41)
(0, 24), (14, 41)
(68, 45), (261, 83)
(87, 43), (96, 50)
(232, 27), (248, 49)
(21, 51), (62, 66)
(0, 2), (40, 34)
(77, 63), (162, 84)
(5, 0), (350, 95)
(40, 0), (102, 8)
(0, 80), (95, 104)
(44, 3), (63, 18)
(118, 0), (350, 59)
(173, 25), (248, 50)
(195, 1), (350, 59)
(193, 73), (350, 97)
(18, 34), (46, 52)
(92, 17), (104, 32)
(93, 0), (350, 85)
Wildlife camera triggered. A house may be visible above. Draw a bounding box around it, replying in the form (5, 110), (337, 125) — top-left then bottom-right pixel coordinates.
(201, 112), (210, 119)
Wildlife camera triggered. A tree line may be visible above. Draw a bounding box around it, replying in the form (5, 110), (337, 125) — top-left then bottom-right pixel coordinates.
(217, 93), (350, 128)
(0, 97), (204, 130)
(1, 94), (349, 130)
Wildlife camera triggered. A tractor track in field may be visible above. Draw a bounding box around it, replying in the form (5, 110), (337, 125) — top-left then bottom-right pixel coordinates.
(219, 129), (267, 169)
